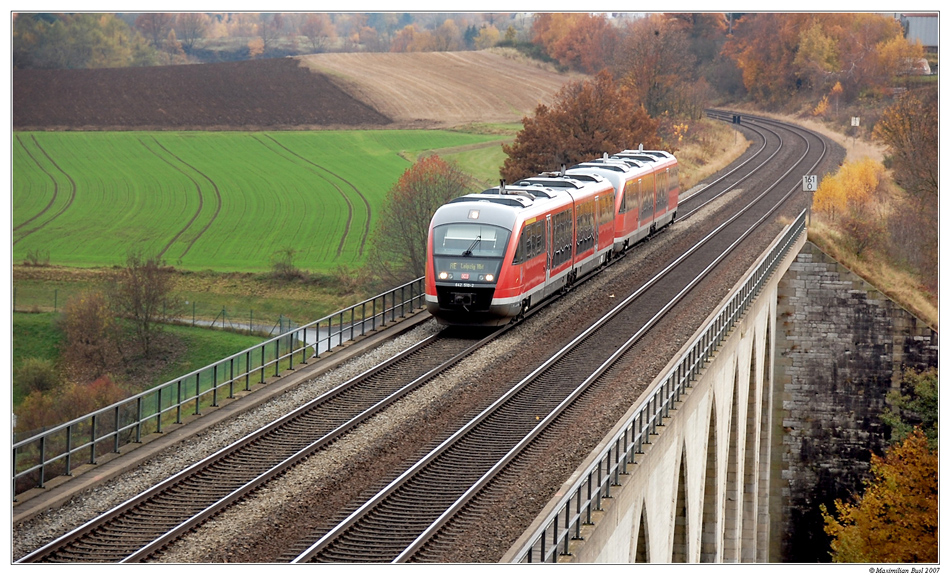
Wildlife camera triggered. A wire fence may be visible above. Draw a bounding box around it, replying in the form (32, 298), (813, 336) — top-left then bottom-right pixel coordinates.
(13, 277), (427, 498)
(12, 286), (310, 337)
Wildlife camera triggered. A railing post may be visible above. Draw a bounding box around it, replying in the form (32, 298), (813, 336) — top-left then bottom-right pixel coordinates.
(136, 397), (143, 443)
(245, 351), (251, 391)
(157, 387), (164, 433)
(39, 436), (46, 488)
(114, 405), (121, 452)
(194, 372), (201, 415)
(64, 426), (72, 476)
(562, 504), (571, 556)
(363, 302), (369, 336)
(176, 380), (183, 423)
(90, 414), (98, 465)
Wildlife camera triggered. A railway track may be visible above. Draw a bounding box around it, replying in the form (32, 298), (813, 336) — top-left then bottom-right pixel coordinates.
(16, 111), (838, 563)
(288, 112), (830, 562)
(17, 330), (502, 563)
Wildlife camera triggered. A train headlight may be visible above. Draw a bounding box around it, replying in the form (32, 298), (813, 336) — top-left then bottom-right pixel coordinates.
(485, 274), (495, 282)
(439, 271), (449, 280)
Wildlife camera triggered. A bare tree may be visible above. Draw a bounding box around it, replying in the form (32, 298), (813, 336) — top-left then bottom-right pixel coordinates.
(107, 252), (181, 359)
(175, 12), (210, 52)
(300, 13), (337, 53)
(135, 13), (175, 49)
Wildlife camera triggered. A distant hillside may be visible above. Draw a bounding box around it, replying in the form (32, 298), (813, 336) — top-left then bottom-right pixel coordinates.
(13, 50), (578, 131)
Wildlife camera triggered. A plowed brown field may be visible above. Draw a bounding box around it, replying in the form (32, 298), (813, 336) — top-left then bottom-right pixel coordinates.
(13, 49), (578, 131)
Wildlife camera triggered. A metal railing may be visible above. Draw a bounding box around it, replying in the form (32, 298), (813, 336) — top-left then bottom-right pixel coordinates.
(513, 210), (806, 563)
(13, 277), (426, 499)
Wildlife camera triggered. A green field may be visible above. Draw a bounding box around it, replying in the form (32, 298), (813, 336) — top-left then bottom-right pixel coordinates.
(13, 130), (507, 273)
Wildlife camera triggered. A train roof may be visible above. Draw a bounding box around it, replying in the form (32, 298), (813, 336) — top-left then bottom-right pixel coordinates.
(615, 149), (675, 163)
(569, 159), (635, 173)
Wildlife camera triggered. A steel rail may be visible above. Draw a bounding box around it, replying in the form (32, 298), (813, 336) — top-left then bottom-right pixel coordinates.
(511, 115), (828, 563)
(292, 115), (827, 563)
(678, 115), (778, 219)
(17, 329), (498, 563)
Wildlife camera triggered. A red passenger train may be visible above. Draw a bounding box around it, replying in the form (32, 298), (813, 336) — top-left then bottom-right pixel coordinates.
(425, 147), (679, 326)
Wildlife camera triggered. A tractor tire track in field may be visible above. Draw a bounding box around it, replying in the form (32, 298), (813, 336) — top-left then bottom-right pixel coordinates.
(145, 136), (223, 262)
(13, 134), (77, 246)
(13, 134), (60, 234)
(251, 134), (351, 259)
(256, 134), (373, 258)
(137, 137), (206, 262)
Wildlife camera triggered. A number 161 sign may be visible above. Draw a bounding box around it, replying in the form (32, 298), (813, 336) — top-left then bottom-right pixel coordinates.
(802, 175), (818, 192)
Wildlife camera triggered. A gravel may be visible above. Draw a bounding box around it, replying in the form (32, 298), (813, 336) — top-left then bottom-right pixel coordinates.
(14, 126), (840, 562)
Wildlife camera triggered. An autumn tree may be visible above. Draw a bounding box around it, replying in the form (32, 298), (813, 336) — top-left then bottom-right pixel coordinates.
(501, 71), (661, 182)
(256, 13), (284, 54)
(16, 376), (128, 433)
(106, 252), (180, 359)
(550, 14), (618, 74)
(174, 12), (209, 52)
(873, 89), (938, 205)
(60, 290), (118, 383)
(13, 13), (157, 69)
(473, 25), (500, 50)
(722, 13), (804, 106)
(821, 429), (938, 562)
(872, 88), (937, 291)
(812, 158), (886, 255)
(532, 13), (586, 60)
(300, 13), (337, 53)
(365, 156), (475, 284)
(162, 29), (187, 65)
(793, 20), (840, 93)
(390, 24), (421, 52)
(135, 13), (175, 49)
(615, 14), (700, 119)
(431, 19), (463, 51)
(724, 13), (916, 106)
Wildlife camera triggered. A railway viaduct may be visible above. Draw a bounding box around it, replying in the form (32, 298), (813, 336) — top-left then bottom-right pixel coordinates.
(503, 218), (937, 563)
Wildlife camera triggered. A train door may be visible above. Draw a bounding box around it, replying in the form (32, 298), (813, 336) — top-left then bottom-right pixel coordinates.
(545, 214), (552, 283)
(594, 195), (600, 234)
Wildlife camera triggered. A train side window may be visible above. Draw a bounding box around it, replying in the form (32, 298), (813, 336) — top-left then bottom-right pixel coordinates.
(512, 229), (525, 265)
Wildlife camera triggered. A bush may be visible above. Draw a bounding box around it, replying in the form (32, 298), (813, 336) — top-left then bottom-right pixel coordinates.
(60, 290), (117, 383)
(16, 357), (61, 395)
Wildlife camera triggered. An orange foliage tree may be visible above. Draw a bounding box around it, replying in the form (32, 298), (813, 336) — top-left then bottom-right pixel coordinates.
(501, 71), (661, 182)
(364, 155), (475, 283)
(615, 14), (700, 119)
(531, 13), (620, 74)
(813, 158), (886, 255)
(821, 429), (938, 562)
(723, 13), (915, 106)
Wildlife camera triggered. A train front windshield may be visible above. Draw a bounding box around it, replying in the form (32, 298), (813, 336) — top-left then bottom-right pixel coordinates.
(433, 223), (510, 257)
(431, 223), (511, 283)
